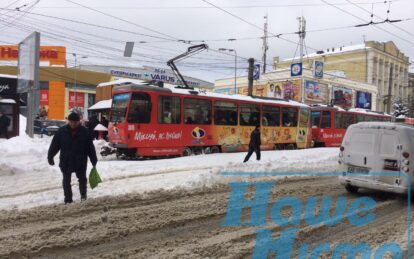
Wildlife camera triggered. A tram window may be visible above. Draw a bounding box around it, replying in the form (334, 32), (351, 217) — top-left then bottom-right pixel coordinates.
(127, 92), (151, 123)
(240, 103), (260, 126)
(262, 105), (280, 126)
(282, 107), (298, 127)
(365, 116), (374, 121)
(214, 101), (237, 125)
(340, 113), (355, 128)
(110, 93), (130, 122)
(158, 96), (181, 124)
(356, 115), (365, 122)
(334, 112), (343, 128)
(311, 111), (321, 128)
(321, 111), (331, 128)
(184, 98), (212, 124)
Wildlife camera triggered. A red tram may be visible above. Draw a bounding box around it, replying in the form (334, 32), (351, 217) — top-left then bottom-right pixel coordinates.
(310, 106), (391, 147)
(107, 82), (312, 159)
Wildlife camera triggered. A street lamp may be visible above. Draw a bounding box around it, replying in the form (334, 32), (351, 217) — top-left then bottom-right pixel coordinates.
(219, 48), (237, 94)
(72, 53), (87, 113)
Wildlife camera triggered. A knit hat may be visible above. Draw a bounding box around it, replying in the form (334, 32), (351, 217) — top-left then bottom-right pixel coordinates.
(68, 112), (80, 121)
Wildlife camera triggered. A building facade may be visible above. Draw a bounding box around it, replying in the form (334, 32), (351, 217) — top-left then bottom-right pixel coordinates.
(214, 68), (379, 111)
(273, 41), (411, 112)
(79, 65), (214, 89)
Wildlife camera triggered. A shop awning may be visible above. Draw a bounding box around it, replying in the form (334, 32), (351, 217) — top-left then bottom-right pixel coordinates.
(88, 99), (112, 110)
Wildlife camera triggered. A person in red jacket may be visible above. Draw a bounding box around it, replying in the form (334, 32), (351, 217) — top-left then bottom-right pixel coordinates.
(48, 112), (97, 204)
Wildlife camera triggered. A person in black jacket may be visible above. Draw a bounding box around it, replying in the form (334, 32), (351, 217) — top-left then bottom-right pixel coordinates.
(0, 111), (10, 139)
(87, 115), (99, 140)
(243, 125), (261, 163)
(48, 112), (97, 204)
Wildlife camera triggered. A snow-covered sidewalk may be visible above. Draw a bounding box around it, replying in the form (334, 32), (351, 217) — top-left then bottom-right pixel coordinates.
(0, 133), (339, 210)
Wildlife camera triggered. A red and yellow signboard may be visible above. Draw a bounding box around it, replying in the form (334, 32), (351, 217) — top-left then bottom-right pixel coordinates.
(0, 45), (66, 66)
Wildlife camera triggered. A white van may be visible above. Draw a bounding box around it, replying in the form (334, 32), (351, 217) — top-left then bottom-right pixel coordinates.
(339, 122), (414, 195)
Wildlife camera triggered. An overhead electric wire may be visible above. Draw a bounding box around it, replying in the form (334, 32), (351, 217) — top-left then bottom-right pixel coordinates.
(345, 0), (414, 38)
(0, 7), (178, 42)
(199, 0), (399, 78)
(64, 0), (181, 41)
(320, 0), (414, 47)
(33, 1), (409, 10)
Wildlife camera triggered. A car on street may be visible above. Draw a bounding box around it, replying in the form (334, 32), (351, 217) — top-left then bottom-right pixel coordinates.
(34, 119), (67, 136)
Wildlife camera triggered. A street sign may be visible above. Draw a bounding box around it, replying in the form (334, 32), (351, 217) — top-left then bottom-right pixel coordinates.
(253, 64), (260, 80)
(291, 63), (302, 77)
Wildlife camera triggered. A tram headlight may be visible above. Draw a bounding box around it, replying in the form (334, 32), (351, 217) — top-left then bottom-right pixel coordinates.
(402, 166), (409, 172)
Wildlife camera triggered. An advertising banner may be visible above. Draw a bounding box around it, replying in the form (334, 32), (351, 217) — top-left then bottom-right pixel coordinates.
(313, 60), (324, 79)
(356, 91), (372, 110)
(253, 84), (266, 96)
(290, 63), (302, 77)
(39, 90), (48, 106)
(304, 80), (328, 103)
(260, 80), (301, 101)
(332, 86), (353, 108)
(69, 91), (85, 109)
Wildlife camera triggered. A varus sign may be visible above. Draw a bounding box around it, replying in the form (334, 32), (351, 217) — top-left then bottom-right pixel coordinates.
(0, 45), (66, 66)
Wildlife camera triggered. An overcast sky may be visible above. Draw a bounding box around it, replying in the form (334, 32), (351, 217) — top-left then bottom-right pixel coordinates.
(1, 0), (413, 83)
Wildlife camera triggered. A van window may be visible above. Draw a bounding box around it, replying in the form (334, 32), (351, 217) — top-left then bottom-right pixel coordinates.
(348, 132), (375, 154)
(321, 111), (331, 128)
(379, 134), (398, 157)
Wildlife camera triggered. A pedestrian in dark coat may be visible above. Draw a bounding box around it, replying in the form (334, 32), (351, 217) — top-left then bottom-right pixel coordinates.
(0, 111), (10, 139)
(243, 125), (261, 162)
(48, 112), (97, 204)
(87, 115), (99, 140)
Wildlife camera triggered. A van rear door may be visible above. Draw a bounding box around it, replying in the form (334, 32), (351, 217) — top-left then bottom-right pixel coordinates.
(376, 130), (401, 184)
(346, 129), (377, 178)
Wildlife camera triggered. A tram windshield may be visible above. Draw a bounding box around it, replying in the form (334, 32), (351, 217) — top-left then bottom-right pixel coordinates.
(110, 93), (130, 122)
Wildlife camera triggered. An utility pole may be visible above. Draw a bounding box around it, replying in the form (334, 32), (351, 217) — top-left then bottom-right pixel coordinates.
(298, 16), (306, 103)
(387, 65), (393, 114)
(262, 15), (268, 73)
(248, 58), (255, 97)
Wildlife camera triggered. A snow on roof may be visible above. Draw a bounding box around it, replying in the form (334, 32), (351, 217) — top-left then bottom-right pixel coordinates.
(283, 44), (369, 62)
(88, 99), (112, 110)
(310, 104), (346, 111)
(98, 78), (146, 87)
(0, 74), (17, 79)
(348, 108), (390, 116)
(94, 124), (108, 131)
(354, 121), (414, 130)
(0, 98), (16, 104)
(158, 86), (309, 107)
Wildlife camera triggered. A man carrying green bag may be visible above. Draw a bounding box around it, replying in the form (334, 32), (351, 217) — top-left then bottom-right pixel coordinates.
(89, 166), (102, 189)
(48, 112), (98, 204)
